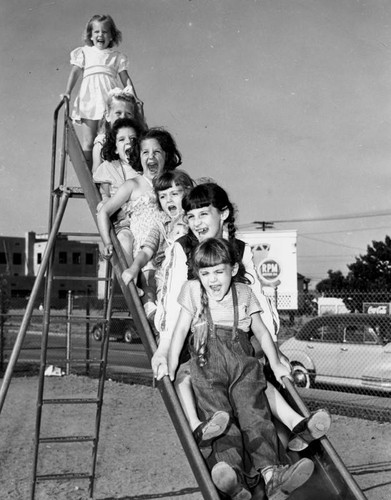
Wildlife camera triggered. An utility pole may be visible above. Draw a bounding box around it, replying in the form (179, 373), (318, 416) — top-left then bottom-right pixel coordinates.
(252, 221), (274, 231)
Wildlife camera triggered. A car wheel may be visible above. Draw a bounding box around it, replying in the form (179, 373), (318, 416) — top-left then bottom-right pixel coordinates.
(92, 325), (103, 342)
(291, 363), (312, 389)
(124, 329), (134, 343)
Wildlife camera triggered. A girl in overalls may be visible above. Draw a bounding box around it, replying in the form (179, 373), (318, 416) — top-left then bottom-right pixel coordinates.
(168, 238), (314, 499)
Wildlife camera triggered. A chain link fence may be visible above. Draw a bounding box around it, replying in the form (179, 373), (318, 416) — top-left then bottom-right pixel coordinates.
(1, 290), (391, 421)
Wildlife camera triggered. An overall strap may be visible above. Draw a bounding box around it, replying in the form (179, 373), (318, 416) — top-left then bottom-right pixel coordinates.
(205, 283), (239, 340)
(231, 283), (239, 340)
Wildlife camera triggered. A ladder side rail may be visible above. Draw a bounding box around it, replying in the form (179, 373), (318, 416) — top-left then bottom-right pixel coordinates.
(47, 99), (65, 229)
(58, 97), (69, 188)
(283, 378), (367, 500)
(66, 119), (220, 499)
(30, 190), (72, 500)
(90, 265), (115, 498)
(0, 190), (71, 415)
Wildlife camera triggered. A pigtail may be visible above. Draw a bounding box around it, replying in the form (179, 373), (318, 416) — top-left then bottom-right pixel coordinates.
(226, 219), (237, 242)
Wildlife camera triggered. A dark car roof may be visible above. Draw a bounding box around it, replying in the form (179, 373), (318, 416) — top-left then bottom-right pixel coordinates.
(297, 314), (391, 340)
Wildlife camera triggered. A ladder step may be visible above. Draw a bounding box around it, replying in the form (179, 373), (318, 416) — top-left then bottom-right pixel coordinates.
(43, 398), (99, 405)
(39, 435), (95, 444)
(36, 472), (91, 481)
(53, 186), (85, 198)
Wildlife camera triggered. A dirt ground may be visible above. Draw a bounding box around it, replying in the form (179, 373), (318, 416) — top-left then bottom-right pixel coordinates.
(0, 375), (390, 500)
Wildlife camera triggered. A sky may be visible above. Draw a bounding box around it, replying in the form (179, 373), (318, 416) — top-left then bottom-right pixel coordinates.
(1, 0), (391, 287)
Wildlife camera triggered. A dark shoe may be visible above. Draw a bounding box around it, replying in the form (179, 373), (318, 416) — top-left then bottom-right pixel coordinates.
(193, 410), (230, 447)
(288, 409), (331, 452)
(265, 458), (314, 500)
(211, 462), (251, 500)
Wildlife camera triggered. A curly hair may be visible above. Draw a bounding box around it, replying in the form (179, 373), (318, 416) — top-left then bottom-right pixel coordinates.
(182, 183), (238, 242)
(83, 15), (122, 48)
(101, 118), (143, 166)
(129, 128), (182, 172)
(97, 92), (147, 136)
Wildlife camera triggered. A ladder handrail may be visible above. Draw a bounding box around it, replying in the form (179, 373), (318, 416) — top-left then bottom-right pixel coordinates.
(0, 189), (71, 415)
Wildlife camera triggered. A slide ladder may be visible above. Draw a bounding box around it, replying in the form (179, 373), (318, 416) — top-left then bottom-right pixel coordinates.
(0, 98), (367, 499)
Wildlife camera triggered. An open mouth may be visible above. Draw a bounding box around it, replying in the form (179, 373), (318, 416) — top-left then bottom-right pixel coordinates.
(196, 228), (209, 238)
(167, 205), (178, 215)
(147, 163), (159, 175)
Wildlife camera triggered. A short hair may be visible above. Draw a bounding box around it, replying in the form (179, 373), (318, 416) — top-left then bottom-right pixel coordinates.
(83, 15), (122, 48)
(192, 238), (249, 284)
(100, 91), (147, 135)
(153, 170), (195, 209)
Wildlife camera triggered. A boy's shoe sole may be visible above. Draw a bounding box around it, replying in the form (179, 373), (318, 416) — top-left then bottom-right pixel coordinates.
(211, 462), (251, 500)
(267, 458), (314, 500)
(193, 410), (230, 447)
(288, 409), (331, 451)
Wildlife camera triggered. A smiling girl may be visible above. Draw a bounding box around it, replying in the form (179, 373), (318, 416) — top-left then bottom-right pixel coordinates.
(63, 14), (142, 168)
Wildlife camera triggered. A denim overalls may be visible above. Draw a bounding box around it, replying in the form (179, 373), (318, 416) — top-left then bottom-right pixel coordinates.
(189, 283), (281, 478)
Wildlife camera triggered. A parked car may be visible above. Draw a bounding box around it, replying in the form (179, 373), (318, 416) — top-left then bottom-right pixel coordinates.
(279, 314), (391, 393)
(92, 317), (139, 344)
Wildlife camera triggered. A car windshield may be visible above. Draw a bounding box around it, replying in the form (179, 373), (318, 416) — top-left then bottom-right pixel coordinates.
(298, 316), (391, 345)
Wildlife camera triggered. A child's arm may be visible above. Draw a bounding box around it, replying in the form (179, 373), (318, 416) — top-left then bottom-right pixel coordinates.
(92, 142), (103, 174)
(122, 248), (154, 285)
(119, 70), (141, 102)
(63, 65), (82, 98)
(166, 308), (193, 381)
(251, 313), (293, 387)
(96, 181), (133, 259)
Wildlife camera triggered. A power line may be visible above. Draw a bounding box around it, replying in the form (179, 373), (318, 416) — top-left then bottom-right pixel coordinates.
(299, 234), (364, 251)
(300, 226), (391, 236)
(246, 209), (391, 226)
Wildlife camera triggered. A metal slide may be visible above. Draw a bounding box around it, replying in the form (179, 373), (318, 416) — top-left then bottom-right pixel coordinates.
(0, 98), (367, 499)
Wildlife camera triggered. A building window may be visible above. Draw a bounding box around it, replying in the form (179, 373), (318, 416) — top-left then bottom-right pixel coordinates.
(0, 252), (6, 264)
(37, 253), (42, 264)
(13, 253), (22, 265)
(59, 252), (67, 264)
(72, 252), (81, 265)
(86, 253), (94, 265)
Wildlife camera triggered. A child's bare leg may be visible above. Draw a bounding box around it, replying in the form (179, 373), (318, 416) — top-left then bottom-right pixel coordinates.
(266, 382), (331, 451)
(81, 119), (99, 170)
(174, 365), (201, 431)
(138, 269), (157, 319)
(117, 229), (134, 267)
(266, 382), (303, 430)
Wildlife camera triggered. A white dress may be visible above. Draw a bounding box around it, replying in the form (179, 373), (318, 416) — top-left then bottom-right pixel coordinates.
(70, 45), (128, 122)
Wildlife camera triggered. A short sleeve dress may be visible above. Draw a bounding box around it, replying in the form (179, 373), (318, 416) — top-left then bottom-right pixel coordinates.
(70, 45), (128, 122)
(126, 189), (166, 269)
